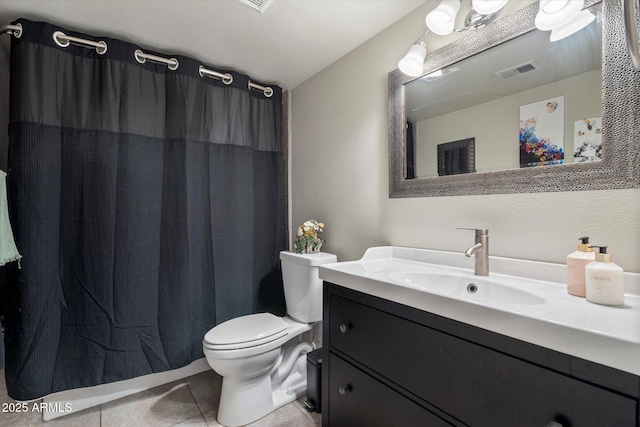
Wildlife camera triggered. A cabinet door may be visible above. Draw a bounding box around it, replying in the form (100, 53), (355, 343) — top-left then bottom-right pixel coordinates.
(328, 353), (452, 427)
(329, 294), (638, 427)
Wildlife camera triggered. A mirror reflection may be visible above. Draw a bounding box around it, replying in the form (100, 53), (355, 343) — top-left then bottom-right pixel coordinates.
(404, 4), (602, 179)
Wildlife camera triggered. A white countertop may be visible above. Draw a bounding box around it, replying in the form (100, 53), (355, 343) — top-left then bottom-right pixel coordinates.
(319, 246), (640, 375)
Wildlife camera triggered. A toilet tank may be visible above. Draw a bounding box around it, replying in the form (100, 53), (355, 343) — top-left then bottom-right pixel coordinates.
(280, 251), (337, 323)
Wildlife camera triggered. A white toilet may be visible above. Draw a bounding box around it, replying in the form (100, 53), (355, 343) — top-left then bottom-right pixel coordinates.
(203, 251), (337, 427)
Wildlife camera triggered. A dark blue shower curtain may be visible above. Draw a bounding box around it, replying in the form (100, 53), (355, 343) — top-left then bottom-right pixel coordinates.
(4, 19), (287, 400)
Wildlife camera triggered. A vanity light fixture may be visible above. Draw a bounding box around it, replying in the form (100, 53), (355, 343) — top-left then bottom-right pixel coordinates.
(426, 0), (509, 35)
(401, 0), (509, 77)
(398, 31), (429, 77)
(534, 0), (584, 31)
(549, 8), (596, 41)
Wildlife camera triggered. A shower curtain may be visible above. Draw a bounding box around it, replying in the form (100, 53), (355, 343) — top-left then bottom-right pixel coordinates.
(4, 19), (286, 400)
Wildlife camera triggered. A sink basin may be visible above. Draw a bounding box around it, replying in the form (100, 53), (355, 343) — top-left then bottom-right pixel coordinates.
(389, 271), (545, 305)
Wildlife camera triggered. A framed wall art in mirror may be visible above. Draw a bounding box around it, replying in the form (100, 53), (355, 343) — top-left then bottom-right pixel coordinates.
(389, 0), (640, 197)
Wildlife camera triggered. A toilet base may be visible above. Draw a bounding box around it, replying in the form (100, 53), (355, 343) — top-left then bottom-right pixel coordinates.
(216, 344), (311, 426)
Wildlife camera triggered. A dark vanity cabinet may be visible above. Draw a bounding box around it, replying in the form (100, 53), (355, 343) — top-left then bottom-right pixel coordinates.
(322, 282), (640, 427)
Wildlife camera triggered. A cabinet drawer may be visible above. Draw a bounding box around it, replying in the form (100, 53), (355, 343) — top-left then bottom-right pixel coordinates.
(329, 353), (452, 427)
(329, 294), (638, 427)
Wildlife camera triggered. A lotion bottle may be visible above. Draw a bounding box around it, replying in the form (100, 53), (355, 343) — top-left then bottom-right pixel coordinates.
(585, 246), (624, 306)
(566, 236), (595, 297)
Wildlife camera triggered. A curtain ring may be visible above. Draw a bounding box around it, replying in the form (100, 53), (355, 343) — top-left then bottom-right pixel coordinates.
(263, 87), (274, 98)
(53, 31), (70, 48)
(167, 58), (179, 71)
(134, 49), (146, 64)
(95, 41), (108, 55)
(10, 23), (22, 38)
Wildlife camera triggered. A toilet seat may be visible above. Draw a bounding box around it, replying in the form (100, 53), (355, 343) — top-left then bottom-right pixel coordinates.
(204, 313), (289, 351)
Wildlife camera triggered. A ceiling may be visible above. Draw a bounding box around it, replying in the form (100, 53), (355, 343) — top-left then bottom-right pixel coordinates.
(0, 0), (426, 90)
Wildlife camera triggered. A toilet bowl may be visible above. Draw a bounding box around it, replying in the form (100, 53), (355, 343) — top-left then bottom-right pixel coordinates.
(203, 251), (337, 427)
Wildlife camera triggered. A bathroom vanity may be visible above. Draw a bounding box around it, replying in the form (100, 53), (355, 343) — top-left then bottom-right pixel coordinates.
(319, 247), (640, 426)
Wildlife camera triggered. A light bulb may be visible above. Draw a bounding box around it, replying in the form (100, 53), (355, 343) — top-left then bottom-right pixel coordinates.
(550, 9), (595, 41)
(542, 0), (569, 14)
(535, 0), (584, 31)
(471, 0), (508, 15)
(398, 44), (427, 77)
(426, 0), (461, 35)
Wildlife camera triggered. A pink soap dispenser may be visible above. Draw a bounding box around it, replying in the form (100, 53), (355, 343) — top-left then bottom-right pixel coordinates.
(566, 236), (595, 297)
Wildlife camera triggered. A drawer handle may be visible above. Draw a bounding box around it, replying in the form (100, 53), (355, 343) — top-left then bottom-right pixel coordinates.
(338, 384), (352, 395)
(339, 323), (350, 333)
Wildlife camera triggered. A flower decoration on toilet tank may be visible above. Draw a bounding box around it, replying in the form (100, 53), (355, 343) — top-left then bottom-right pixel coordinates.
(293, 220), (325, 254)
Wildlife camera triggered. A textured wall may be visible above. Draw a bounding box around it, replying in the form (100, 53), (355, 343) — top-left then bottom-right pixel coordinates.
(291, 1), (640, 273)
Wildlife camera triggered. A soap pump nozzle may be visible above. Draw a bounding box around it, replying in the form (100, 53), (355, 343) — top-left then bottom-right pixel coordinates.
(590, 245), (611, 262)
(577, 236), (592, 252)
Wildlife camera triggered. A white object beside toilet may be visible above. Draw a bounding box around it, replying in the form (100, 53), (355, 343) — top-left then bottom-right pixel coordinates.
(203, 251), (337, 426)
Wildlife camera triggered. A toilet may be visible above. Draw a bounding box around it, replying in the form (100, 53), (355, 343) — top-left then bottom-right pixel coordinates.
(203, 250), (337, 427)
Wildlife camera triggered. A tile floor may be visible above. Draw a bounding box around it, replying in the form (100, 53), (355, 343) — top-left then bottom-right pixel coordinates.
(0, 369), (322, 427)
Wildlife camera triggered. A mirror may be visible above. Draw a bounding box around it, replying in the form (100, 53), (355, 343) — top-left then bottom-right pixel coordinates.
(406, 10), (602, 178)
(389, 0), (640, 197)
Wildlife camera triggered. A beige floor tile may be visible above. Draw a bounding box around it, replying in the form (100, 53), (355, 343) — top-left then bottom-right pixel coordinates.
(0, 370), (44, 426)
(1, 368), (321, 427)
(0, 369), (8, 400)
(247, 400), (318, 427)
(293, 396), (322, 426)
(201, 408), (222, 426)
(184, 369), (222, 416)
(202, 400), (316, 427)
(44, 406), (101, 427)
(196, 386), (321, 427)
(0, 404), (44, 427)
(173, 413), (209, 426)
(308, 411), (322, 426)
(0, 398), (101, 427)
(101, 380), (201, 427)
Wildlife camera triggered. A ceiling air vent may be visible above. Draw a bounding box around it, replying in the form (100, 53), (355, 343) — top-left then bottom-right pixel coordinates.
(494, 61), (540, 80)
(237, 0), (274, 13)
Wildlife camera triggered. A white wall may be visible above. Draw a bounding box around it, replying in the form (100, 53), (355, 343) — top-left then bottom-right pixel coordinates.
(290, 2), (640, 273)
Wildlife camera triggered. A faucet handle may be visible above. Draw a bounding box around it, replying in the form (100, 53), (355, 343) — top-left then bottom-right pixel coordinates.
(457, 228), (488, 235)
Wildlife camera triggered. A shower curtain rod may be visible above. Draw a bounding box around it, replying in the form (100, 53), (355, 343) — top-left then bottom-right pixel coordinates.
(0, 22), (274, 97)
(1, 23), (22, 38)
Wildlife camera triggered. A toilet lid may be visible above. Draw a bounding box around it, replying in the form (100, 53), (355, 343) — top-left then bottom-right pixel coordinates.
(203, 313), (288, 349)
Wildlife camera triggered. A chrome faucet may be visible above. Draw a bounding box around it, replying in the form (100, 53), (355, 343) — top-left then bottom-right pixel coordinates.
(458, 228), (489, 276)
